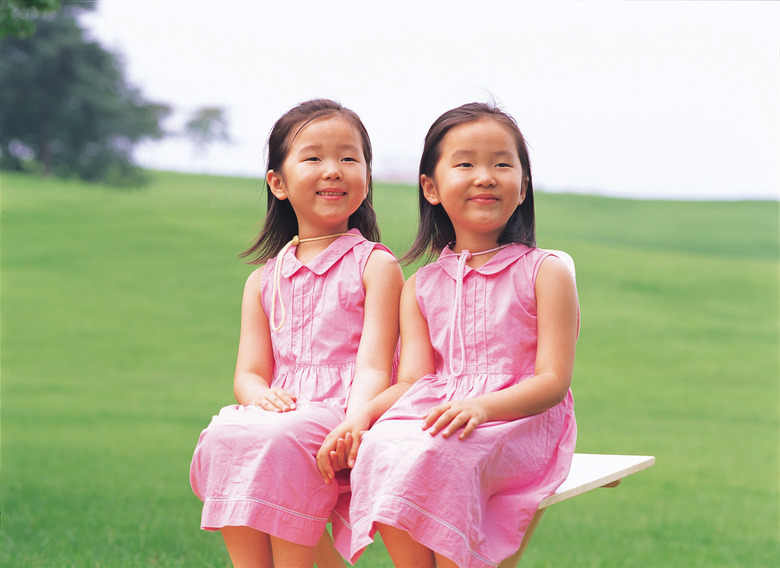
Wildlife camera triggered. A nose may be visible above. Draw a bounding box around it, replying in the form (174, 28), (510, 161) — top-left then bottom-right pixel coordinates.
(322, 159), (342, 180)
(474, 167), (496, 187)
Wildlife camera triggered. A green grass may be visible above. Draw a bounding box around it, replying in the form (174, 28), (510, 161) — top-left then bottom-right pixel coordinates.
(2, 170), (778, 567)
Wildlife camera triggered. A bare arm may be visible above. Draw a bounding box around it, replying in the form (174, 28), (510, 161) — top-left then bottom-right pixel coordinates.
(423, 255), (578, 438)
(352, 271), (438, 419)
(345, 249), (404, 414)
(317, 272), (435, 480)
(232, 267), (297, 411)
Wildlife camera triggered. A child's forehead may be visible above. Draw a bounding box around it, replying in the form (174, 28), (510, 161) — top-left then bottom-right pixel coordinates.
(440, 118), (519, 153)
(290, 114), (362, 146)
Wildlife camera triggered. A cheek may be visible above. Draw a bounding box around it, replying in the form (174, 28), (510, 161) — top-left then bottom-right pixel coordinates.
(350, 169), (370, 192)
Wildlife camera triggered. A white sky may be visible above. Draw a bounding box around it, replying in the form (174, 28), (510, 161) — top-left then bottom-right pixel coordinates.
(83, 0), (780, 200)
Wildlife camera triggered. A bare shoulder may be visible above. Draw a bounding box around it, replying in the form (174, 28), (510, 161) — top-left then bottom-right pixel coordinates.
(364, 248), (403, 284)
(244, 264), (266, 293)
(400, 272), (421, 306)
(538, 254), (574, 283)
(366, 247), (400, 269)
(536, 254), (578, 309)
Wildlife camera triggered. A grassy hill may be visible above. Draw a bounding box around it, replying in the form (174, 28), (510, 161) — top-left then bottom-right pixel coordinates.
(2, 170), (778, 566)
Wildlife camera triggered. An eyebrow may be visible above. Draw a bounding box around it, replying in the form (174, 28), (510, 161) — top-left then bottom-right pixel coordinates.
(450, 149), (515, 158)
(296, 143), (362, 153)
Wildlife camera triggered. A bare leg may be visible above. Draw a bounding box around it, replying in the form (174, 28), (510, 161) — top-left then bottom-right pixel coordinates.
(221, 526), (273, 568)
(270, 535), (317, 568)
(434, 552), (459, 568)
(377, 523), (435, 568)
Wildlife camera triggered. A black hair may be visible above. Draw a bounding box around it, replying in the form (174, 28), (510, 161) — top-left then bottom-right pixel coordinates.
(402, 102), (536, 265)
(240, 99), (379, 264)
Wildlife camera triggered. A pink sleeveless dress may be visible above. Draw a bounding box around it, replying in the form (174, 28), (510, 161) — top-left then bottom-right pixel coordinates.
(344, 244), (577, 567)
(190, 230), (392, 546)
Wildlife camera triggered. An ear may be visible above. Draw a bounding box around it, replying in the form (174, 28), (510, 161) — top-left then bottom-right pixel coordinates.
(518, 177), (529, 205)
(267, 170), (287, 200)
(363, 173), (371, 200)
(420, 174), (440, 205)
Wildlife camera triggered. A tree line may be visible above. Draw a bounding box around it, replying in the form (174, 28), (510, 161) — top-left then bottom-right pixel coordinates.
(0, 0), (229, 185)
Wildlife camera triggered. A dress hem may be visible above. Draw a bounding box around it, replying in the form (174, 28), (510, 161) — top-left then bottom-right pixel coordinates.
(200, 497), (329, 547)
(348, 495), (509, 568)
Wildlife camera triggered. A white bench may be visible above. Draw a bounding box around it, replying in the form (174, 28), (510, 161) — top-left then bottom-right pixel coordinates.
(315, 452), (655, 567)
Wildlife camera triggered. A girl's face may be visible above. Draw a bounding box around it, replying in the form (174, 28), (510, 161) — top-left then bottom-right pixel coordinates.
(267, 115), (369, 237)
(421, 118), (527, 248)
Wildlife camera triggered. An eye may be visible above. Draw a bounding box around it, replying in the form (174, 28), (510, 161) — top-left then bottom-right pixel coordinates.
(496, 162), (512, 168)
(342, 156), (358, 163)
(456, 162), (473, 168)
(304, 156), (320, 162)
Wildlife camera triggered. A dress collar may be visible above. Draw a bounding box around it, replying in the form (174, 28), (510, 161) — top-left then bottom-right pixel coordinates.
(280, 228), (365, 277)
(437, 243), (532, 280)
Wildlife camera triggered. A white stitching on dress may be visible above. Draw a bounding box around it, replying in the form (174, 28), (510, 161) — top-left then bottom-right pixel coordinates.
(206, 497), (329, 522)
(381, 495), (500, 567)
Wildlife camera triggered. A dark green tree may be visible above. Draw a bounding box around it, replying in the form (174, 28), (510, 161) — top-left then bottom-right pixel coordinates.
(0, 0), (59, 38)
(0, 3), (170, 184)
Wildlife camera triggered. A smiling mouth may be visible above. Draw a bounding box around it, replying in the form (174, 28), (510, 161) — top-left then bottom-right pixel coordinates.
(317, 191), (346, 196)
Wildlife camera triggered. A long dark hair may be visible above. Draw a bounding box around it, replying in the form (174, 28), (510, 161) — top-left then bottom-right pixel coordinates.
(402, 102), (536, 265)
(240, 99), (379, 264)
